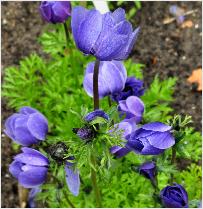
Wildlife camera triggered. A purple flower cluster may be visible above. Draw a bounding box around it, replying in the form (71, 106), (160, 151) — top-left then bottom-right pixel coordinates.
(5, 106), (80, 197)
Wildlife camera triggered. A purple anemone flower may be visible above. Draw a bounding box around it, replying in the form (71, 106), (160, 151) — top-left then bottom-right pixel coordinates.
(83, 61), (127, 99)
(118, 96), (144, 123)
(112, 76), (145, 102)
(84, 109), (109, 122)
(110, 119), (136, 158)
(9, 148), (49, 188)
(139, 161), (157, 186)
(40, 1), (71, 24)
(65, 162), (80, 196)
(28, 187), (42, 208)
(126, 122), (175, 155)
(4, 106), (48, 146)
(71, 6), (140, 61)
(160, 183), (189, 208)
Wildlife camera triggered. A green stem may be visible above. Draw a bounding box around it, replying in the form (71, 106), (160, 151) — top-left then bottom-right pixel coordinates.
(170, 146), (176, 184)
(63, 22), (69, 46)
(108, 96), (112, 107)
(90, 154), (102, 208)
(91, 60), (102, 207)
(63, 189), (75, 208)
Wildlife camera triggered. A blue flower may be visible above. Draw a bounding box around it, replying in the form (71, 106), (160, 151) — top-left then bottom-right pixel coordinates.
(118, 96), (144, 123)
(160, 183), (188, 208)
(111, 76), (145, 102)
(126, 122), (175, 155)
(4, 106), (48, 146)
(71, 6), (140, 61)
(83, 61), (127, 99)
(9, 148), (49, 188)
(40, 1), (71, 24)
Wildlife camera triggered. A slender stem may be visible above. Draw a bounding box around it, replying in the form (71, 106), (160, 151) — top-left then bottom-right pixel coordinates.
(63, 22), (69, 46)
(90, 154), (102, 208)
(170, 146), (176, 184)
(108, 96), (112, 107)
(63, 189), (75, 208)
(93, 59), (100, 110)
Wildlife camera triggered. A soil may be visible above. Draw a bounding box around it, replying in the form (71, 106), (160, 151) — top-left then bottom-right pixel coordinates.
(1, 1), (202, 208)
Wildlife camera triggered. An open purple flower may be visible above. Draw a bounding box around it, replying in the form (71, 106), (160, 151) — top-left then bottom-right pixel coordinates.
(118, 96), (144, 123)
(139, 161), (157, 186)
(9, 148), (49, 188)
(4, 106), (48, 146)
(71, 6), (140, 61)
(65, 162), (80, 196)
(160, 183), (189, 208)
(126, 122), (175, 155)
(40, 1), (71, 24)
(112, 76), (144, 102)
(83, 61), (127, 99)
(110, 119), (136, 158)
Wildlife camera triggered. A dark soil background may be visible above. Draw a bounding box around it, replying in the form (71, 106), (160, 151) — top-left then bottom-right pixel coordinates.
(1, 1), (202, 208)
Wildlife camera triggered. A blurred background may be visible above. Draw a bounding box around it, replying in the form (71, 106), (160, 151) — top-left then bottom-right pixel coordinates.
(1, 1), (202, 208)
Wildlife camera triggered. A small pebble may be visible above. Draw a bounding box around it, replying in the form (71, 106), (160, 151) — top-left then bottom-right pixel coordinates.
(5, 174), (9, 178)
(182, 56), (186, 60)
(1, 134), (5, 137)
(195, 24), (199, 29)
(3, 19), (7, 25)
(191, 106), (196, 110)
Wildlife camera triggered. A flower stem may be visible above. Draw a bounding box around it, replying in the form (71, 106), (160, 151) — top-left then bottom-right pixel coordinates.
(92, 59), (102, 207)
(63, 22), (69, 46)
(170, 146), (176, 184)
(108, 96), (112, 107)
(93, 59), (100, 110)
(63, 189), (75, 208)
(90, 154), (102, 207)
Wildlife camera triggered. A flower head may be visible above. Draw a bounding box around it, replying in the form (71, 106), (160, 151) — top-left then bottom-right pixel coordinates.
(40, 1), (71, 24)
(4, 106), (48, 146)
(71, 6), (140, 61)
(118, 96), (144, 123)
(126, 122), (175, 155)
(139, 161), (157, 185)
(9, 148), (49, 188)
(110, 119), (136, 158)
(83, 61), (127, 99)
(160, 183), (189, 208)
(112, 76), (144, 102)
(84, 109), (109, 122)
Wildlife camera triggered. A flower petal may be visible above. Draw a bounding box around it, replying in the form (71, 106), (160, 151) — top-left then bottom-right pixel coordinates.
(71, 6), (89, 49)
(147, 132), (175, 149)
(112, 8), (125, 23)
(126, 96), (144, 117)
(142, 122), (171, 132)
(65, 163), (80, 196)
(19, 106), (38, 115)
(9, 160), (23, 179)
(77, 9), (102, 54)
(110, 146), (130, 158)
(18, 166), (48, 188)
(27, 112), (48, 140)
(28, 187), (42, 208)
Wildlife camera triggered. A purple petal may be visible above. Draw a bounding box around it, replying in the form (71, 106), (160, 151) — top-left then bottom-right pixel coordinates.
(4, 113), (21, 141)
(14, 115), (39, 146)
(77, 9), (102, 54)
(19, 106), (38, 115)
(84, 110), (109, 122)
(52, 2), (71, 21)
(142, 122), (172, 132)
(18, 166), (48, 188)
(115, 119), (136, 138)
(15, 148), (49, 166)
(9, 160), (23, 179)
(126, 96), (144, 117)
(65, 163), (80, 196)
(40, 2), (52, 22)
(28, 187), (42, 208)
(174, 183), (188, 204)
(112, 8), (125, 23)
(71, 6), (89, 49)
(147, 132), (175, 149)
(110, 146), (130, 158)
(27, 112), (48, 140)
